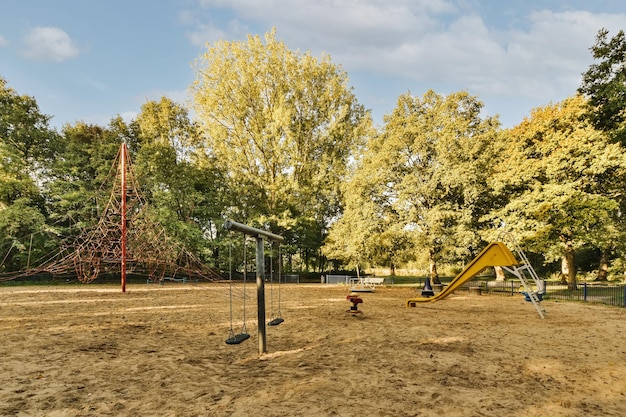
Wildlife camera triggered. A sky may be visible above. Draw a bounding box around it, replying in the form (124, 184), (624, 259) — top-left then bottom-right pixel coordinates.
(1, 0), (626, 130)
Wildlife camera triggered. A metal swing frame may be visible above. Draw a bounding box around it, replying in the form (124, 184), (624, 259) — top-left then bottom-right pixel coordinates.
(223, 220), (284, 355)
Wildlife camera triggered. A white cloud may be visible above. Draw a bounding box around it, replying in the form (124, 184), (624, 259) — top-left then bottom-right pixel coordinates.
(0, 35), (8, 47)
(21, 26), (80, 62)
(187, 0), (455, 52)
(186, 22), (229, 47)
(487, 11), (626, 99)
(185, 0), (626, 125)
(234, 0), (452, 48)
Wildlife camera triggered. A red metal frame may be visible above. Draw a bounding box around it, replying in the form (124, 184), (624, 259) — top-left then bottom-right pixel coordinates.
(120, 143), (127, 292)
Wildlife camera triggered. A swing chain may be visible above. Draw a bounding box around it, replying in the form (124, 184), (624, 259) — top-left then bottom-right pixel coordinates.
(227, 236), (235, 339)
(225, 233), (250, 345)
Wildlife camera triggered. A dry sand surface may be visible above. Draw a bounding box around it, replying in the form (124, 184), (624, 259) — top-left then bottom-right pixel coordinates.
(0, 283), (625, 417)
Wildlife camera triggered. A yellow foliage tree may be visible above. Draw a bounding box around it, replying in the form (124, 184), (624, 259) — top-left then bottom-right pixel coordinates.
(190, 29), (371, 250)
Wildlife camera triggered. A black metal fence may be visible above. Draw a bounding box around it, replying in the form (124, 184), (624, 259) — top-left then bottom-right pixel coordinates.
(541, 282), (626, 307)
(388, 276), (626, 309)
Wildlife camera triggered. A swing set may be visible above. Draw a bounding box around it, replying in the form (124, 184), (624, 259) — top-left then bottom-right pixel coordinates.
(223, 220), (285, 355)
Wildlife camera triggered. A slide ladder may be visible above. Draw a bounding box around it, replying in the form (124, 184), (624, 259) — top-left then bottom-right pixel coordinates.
(497, 232), (546, 319)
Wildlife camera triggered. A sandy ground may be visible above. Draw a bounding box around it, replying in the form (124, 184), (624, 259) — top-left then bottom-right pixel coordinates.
(0, 283), (625, 417)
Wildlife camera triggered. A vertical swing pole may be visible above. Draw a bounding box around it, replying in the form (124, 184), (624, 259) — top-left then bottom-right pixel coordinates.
(223, 220), (284, 356)
(255, 236), (267, 354)
(120, 144), (127, 293)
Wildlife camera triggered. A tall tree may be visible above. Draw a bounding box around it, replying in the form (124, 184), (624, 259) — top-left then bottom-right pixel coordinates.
(0, 77), (59, 171)
(333, 90), (499, 282)
(131, 97), (227, 264)
(578, 28), (626, 280)
(324, 131), (412, 275)
(487, 95), (626, 289)
(190, 29), (371, 269)
(0, 77), (59, 271)
(579, 28), (626, 144)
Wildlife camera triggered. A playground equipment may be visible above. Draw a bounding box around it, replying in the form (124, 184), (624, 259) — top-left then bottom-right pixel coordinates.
(407, 235), (546, 318)
(0, 143), (224, 289)
(421, 279), (435, 297)
(346, 292), (363, 315)
(223, 220), (285, 355)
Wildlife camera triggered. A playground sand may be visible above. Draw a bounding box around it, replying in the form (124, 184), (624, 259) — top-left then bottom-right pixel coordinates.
(0, 284), (624, 417)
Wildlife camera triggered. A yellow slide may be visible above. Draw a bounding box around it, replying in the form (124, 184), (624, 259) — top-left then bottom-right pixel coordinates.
(407, 242), (519, 307)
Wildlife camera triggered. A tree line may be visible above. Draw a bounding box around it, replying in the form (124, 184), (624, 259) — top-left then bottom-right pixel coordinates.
(2, 28), (626, 288)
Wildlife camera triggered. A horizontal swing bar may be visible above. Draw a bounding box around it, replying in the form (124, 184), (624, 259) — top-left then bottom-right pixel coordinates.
(223, 220), (285, 243)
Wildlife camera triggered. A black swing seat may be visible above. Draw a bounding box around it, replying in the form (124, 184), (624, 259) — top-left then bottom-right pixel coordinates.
(268, 317), (284, 326)
(225, 333), (250, 345)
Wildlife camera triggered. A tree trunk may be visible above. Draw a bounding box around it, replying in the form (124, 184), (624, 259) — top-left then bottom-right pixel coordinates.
(317, 248), (325, 273)
(390, 262), (396, 277)
(287, 253), (293, 272)
(563, 242), (577, 290)
(494, 266), (505, 281)
(560, 257), (568, 284)
(596, 248), (609, 281)
(429, 247), (441, 284)
(304, 247), (310, 272)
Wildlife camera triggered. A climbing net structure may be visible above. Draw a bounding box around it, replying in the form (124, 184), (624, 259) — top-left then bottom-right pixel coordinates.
(0, 143), (223, 289)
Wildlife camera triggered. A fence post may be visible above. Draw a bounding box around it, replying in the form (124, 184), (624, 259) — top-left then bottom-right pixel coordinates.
(511, 280), (514, 296)
(623, 286), (626, 308)
(583, 282), (587, 302)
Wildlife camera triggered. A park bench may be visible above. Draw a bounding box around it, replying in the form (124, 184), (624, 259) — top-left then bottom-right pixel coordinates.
(361, 277), (385, 286)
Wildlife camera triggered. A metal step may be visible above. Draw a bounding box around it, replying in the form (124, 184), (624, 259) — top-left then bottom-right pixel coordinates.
(498, 231), (546, 319)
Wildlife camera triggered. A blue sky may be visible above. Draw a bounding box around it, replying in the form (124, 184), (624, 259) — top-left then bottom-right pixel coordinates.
(1, 0), (625, 130)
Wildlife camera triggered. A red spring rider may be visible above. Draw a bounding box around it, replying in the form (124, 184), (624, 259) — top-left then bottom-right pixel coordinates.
(346, 292), (363, 314)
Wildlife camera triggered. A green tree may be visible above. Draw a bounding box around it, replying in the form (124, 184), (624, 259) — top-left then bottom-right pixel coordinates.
(487, 95), (626, 288)
(324, 132), (411, 276)
(190, 29), (371, 270)
(0, 77), (59, 272)
(131, 97), (227, 265)
(578, 28), (626, 280)
(579, 28), (626, 144)
(333, 90), (499, 282)
(0, 77), (59, 171)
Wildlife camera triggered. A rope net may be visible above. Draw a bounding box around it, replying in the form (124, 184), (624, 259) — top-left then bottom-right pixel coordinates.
(0, 144), (224, 285)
